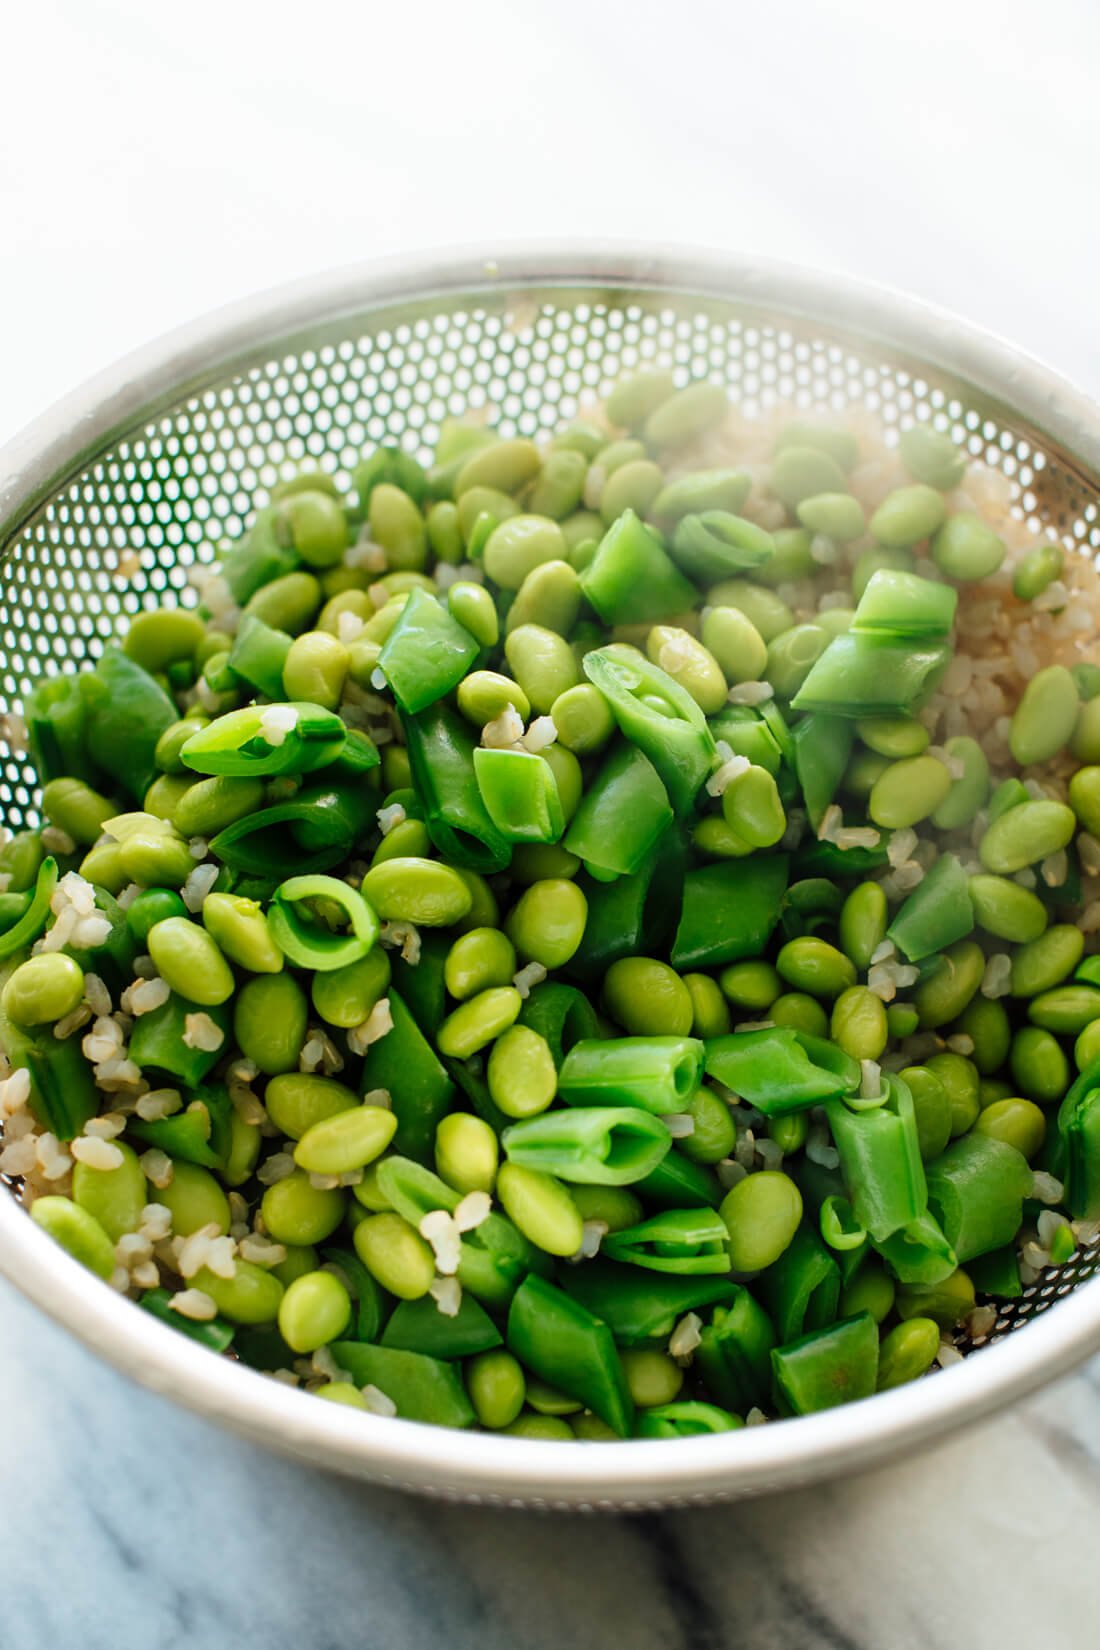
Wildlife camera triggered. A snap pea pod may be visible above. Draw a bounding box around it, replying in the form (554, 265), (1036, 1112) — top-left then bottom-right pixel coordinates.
(582, 646), (717, 816)
(358, 991), (455, 1164)
(506, 1274), (634, 1437)
(331, 1342), (475, 1428)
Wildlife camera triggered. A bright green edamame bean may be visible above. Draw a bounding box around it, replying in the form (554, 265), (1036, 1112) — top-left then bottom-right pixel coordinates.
(914, 941), (984, 1029)
(876, 1318), (940, 1391)
(769, 445), (848, 510)
(701, 606), (768, 682)
(279, 490), (348, 568)
(721, 764), (786, 847)
(435, 1112), (499, 1193)
(368, 484), (427, 571)
(621, 1349), (683, 1408)
(282, 631), (349, 710)
(426, 499), (464, 563)
(830, 986), (888, 1061)
(155, 716), (211, 774)
(360, 857), (472, 927)
(705, 579), (793, 644)
(646, 626), (727, 714)
(896, 1269), (974, 1329)
(678, 1087), (736, 1164)
(926, 1051), (981, 1137)
(72, 1141), (146, 1241)
(147, 917), (234, 1007)
(457, 670), (531, 726)
(968, 875), (1048, 944)
(974, 1098), (1046, 1161)
(1072, 698), (1100, 765)
(455, 486), (520, 546)
(234, 974), (309, 1074)
(173, 776), (265, 839)
(444, 928), (517, 1001)
(1076, 1019), (1100, 1072)
(504, 1414), (575, 1440)
(506, 879), (587, 969)
(718, 959), (782, 1011)
(245, 571), (322, 635)
(1, 954), (84, 1026)
(31, 1197), (116, 1280)
(765, 624), (829, 701)
(955, 995), (1011, 1075)
(900, 1065), (952, 1162)
(768, 1111), (809, 1153)
(930, 512), (1005, 580)
(796, 492), (865, 541)
(979, 799), (1076, 874)
(1010, 1026), (1069, 1105)
(504, 623), (580, 713)
(644, 382), (728, 448)
(839, 882), (888, 971)
(506, 561), (582, 638)
(603, 956), (693, 1035)
(528, 449), (588, 521)
(769, 993), (829, 1037)
(719, 1172), (802, 1272)
(483, 517), (567, 591)
(495, 1162), (584, 1257)
(550, 684), (615, 754)
(1014, 541), (1064, 602)
(310, 948), (390, 1028)
(487, 1025), (557, 1119)
(265, 1073), (359, 1140)
(191, 1262), (284, 1325)
(41, 778), (116, 845)
(857, 716), (929, 759)
(118, 828), (196, 887)
(315, 1382), (369, 1410)
(261, 1172), (345, 1247)
(278, 1270), (352, 1354)
(1029, 985), (1100, 1034)
(467, 1349), (526, 1429)
(1069, 766), (1100, 837)
(1009, 666), (1079, 767)
(123, 609), (206, 671)
(151, 1159), (231, 1236)
(295, 1105), (397, 1177)
(886, 1004), (919, 1040)
(598, 458), (663, 524)
(144, 775), (196, 823)
(898, 425), (967, 491)
(870, 485), (947, 548)
(693, 816), (753, 859)
(775, 938), (856, 1000)
(868, 755), (951, 829)
(931, 737), (990, 829)
(318, 589), (372, 635)
(571, 1186), (643, 1232)
(223, 1112), (262, 1189)
(1011, 924), (1083, 996)
(201, 891), (283, 974)
(437, 987), (523, 1058)
(684, 973), (731, 1039)
(839, 1263), (896, 1325)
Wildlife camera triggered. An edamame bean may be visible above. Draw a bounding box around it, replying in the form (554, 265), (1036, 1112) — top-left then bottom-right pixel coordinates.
(968, 874), (1048, 944)
(851, 546), (915, 601)
(621, 1349), (683, 1408)
(282, 631), (350, 710)
(930, 513), (1005, 580)
(839, 1263), (896, 1325)
(980, 799), (1077, 873)
(1071, 697), (1100, 765)
(926, 1051), (981, 1137)
(600, 460), (664, 523)
(311, 949), (390, 1028)
(506, 879), (587, 969)
(457, 670), (531, 726)
(646, 627), (727, 714)
(1069, 766), (1100, 837)
(870, 485), (947, 548)
(41, 778), (115, 845)
(147, 917), (234, 1007)
(529, 450), (587, 520)
(754, 527), (816, 587)
(876, 1318), (940, 1391)
(550, 684), (615, 754)
(435, 1112), (499, 1193)
(118, 828), (196, 888)
(505, 1414), (575, 1440)
(467, 1349), (526, 1429)
(721, 764), (786, 848)
(775, 938), (856, 1000)
(769, 993), (829, 1037)
(265, 1073), (359, 1140)
(602, 957), (693, 1035)
(1075, 1019), (1100, 1071)
(155, 715), (211, 774)
(704, 579), (793, 644)
(487, 1025), (557, 1119)
(445, 582), (497, 648)
(931, 737), (990, 830)
(30, 1197), (116, 1280)
(974, 1098), (1046, 1160)
(1010, 1027), (1069, 1105)
(124, 609), (206, 672)
(1009, 666), (1079, 767)
(765, 624), (829, 700)
(678, 1087), (736, 1164)
(955, 995), (1011, 1075)
(496, 1163), (584, 1257)
(768, 1111), (809, 1153)
(445, 929), (517, 1002)
(1028, 985), (1100, 1036)
(504, 623), (580, 712)
(1, 953), (84, 1025)
(174, 776), (265, 838)
(280, 491), (349, 568)
(896, 1269), (974, 1329)
(775, 423), (859, 470)
(830, 986), (888, 1061)
(769, 445), (848, 510)
(506, 561), (582, 638)
(453, 869), (501, 932)
(295, 1103), (396, 1177)
(191, 1262), (284, 1325)
(718, 959), (782, 1011)
(1013, 542), (1064, 602)
(261, 1173), (345, 1247)
(652, 469), (751, 522)
(868, 755), (952, 829)
(856, 716), (930, 759)
(360, 857), (472, 927)
(1011, 924), (1084, 997)
(644, 382), (727, 448)
(796, 493), (865, 541)
(145, 774), (197, 821)
(151, 1159), (231, 1236)
(455, 439), (541, 498)
(914, 941), (984, 1029)
(898, 425), (967, 491)
(314, 1383), (368, 1409)
(244, 571), (322, 634)
(437, 987), (523, 1058)
(605, 369), (676, 429)
(838, 882), (888, 971)
(483, 517), (567, 591)
(201, 891), (283, 974)
(72, 1141), (146, 1241)
(368, 484), (427, 571)
(683, 973), (731, 1039)
(278, 1270), (352, 1354)
(571, 1186), (644, 1232)
(719, 1172), (802, 1272)
(234, 974), (309, 1074)
(701, 606), (768, 682)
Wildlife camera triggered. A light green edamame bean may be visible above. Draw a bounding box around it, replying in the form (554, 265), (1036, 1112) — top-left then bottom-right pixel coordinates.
(600, 459), (664, 523)
(753, 527), (817, 588)
(41, 778), (116, 845)
(896, 1269), (974, 1329)
(346, 638), (382, 686)
(645, 625), (727, 714)
(1014, 542), (1064, 602)
(504, 623), (580, 713)
(351, 1164), (392, 1213)
(487, 1025), (557, 1119)
(851, 546), (915, 602)
(504, 1414), (575, 1440)
(769, 445), (848, 510)
(244, 571), (322, 635)
(457, 669), (531, 726)
(466, 1349), (526, 1429)
(311, 948), (390, 1028)
(437, 987), (523, 1059)
(201, 891), (283, 974)
(571, 1186), (644, 1233)
(898, 425), (967, 491)
(147, 917), (235, 1007)
(768, 1112), (809, 1154)
(1010, 1026), (1069, 1105)
(847, 751), (893, 798)
(173, 776), (265, 839)
(1075, 1019), (1100, 1072)
(71, 1141), (146, 1241)
(978, 800), (1076, 874)
(191, 1262), (284, 1325)
(701, 606), (768, 682)
(505, 561), (582, 638)
(684, 973), (731, 1039)
(452, 868), (500, 932)
(360, 857), (472, 927)
(621, 1349), (684, 1408)
(931, 736), (990, 829)
(496, 1162), (584, 1258)
(282, 631), (350, 710)
(373, 820), (430, 864)
(455, 486), (521, 545)
(444, 928), (517, 1001)
(955, 995), (1011, 1075)
(856, 716), (930, 759)
(775, 422), (859, 471)
(974, 1098), (1046, 1161)
(506, 879), (587, 969)
(1009, 665), (1079, 767)
(719, 1172), (802, 1272)
(379, 747), (412, 793)
(371, 572), (436, 603)
(914, 940), (984, 1028)
(261, 1172), (345, 1247)
(900, 1066), (952, 1163)
(839, 1263), (896, 1325)
(644, 381), (728, 448)
(602, 956), (693, 1035)
(605, 368), (676, 429)
(318, 589), (372, 635)
(455, 438), (541, 498)
(483, 517), (567, 591)
(886, 1004), (919, 1040)
(830, 986), (888, 1061)
(870, 485), (947, 549)
(368, 484), (427, 572)
(652, 469), (751, 523)
(968, 875), (1048, 944)
(1010, 924), (1083, 997)
(868, 755), (952, 829)
(678, 1087), (736, 1165)
(279, 490), (348, 568)
(425, 499), (464, 564)
(1071, 698), (1100, 765)
(528, 449), (588, 521)
(926, 1051), (981, 1137)
(151, 1159), (231, 1236)
(775, 938), (856, 1000)
(550, 684), (615, 754)
(721, 764), (786, 848)
(31, 1197), (116, 1280)
(693, 816), (753, 859)
(144, 774), (197, 822)
(838, 882), (888, 971)
(123, 609), (206, 671)
(769, 993), (829, 1038)
(295, 1104), (397, 1177)
(930, 512), (1005, 580)
(223, 1111), (262, 1189)
(1027, 984), (1100, 1035)
(876, 1318), (940, 1391)
(796, 493), (865, 541)
(560, 511), (605, 556)
(278, 1270), (352, 1354)
(359, 594), (410, 646)
(77, 840), (124, 894)
(718, 959), (782, 1011)
(155, 715), (211, 774)
(265, 1073), (359, 1140)
(1, 954), (84, 1026)
(118, 828), (196, 888)
(314, 1383), (368, 1411)
(1069, 766), (1100, 837)
(435, 1112), (499, 1193)
(234, 974), (309, 1074)
(705, 579), (793, 644)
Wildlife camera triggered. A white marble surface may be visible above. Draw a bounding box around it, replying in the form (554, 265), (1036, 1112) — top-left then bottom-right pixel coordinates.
(4, 1), (1100, 1644)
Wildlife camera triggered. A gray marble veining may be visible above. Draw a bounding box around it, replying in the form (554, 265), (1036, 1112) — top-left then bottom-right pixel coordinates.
(1, 1277), (1095, 1650)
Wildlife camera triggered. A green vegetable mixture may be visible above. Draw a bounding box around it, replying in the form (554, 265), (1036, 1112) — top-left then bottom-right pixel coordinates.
(3, 367), (1099, 1440)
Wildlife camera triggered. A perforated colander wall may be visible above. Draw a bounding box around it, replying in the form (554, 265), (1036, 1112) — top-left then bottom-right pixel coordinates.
(1, 279), (1098, 1341)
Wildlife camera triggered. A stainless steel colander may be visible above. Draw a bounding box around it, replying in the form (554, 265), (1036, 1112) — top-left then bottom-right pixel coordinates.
(2, 246), (1099, 1508)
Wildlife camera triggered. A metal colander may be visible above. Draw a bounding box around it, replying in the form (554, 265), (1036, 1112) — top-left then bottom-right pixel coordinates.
(1, 246), (1100, 1508)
